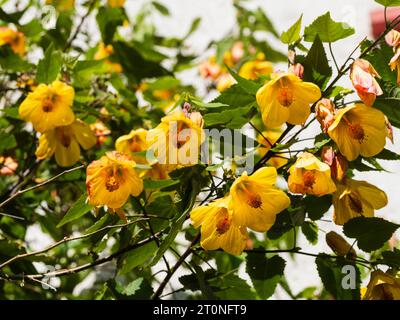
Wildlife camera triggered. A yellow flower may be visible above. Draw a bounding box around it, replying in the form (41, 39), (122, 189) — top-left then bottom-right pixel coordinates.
(257, 128), (288, 168)
(325, 231), (356, 258)
(0, 27), (25, 56)
(191, 197), (248, 256)
(86, 151), (143, 210)
(19, 80), (75, 133)
(35, 120), (96, 167)
(327, 103), (387, 161)
(108, 0), (125, 8)
(116, 128), (169, 180)
(216, 73), (236, 92)
(332, 178), (388, 225)
(238, 53), (273, 80)
(362, 270), (400, 300)
(116, 128), (149, 164)
(256, 72), (321, 128)
(148, 111), (204, 173)
(385, 29), (400, 84)
(288, 152), (336, 196)
(46, 0), (75, 11)
(230, 167), (290, 232)
(94, 42), (122, 73)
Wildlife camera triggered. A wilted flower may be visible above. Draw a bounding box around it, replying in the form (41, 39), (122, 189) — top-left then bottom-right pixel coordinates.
(362, 270), (400, 300)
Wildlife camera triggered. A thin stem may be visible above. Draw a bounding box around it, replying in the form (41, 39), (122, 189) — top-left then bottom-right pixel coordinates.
(63, 0), (96, 51)
(249, 121), (272, 146)
(328, 42), (340, 73)
(0, 218), (150, 270)
(1, 232), (162, 280)
(0, 165), (84, 210)
(152, 234), (200, 300)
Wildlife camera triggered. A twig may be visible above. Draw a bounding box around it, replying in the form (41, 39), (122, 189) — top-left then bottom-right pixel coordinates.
(1, 232), (162, 280)
(63, 0), (96, 51)
(152, 234), (200, 300)
(0, 165), (84, 210)
(328, 42), (340, 73)
(0, 218), (150, 270)
(0, 212), (25, 220)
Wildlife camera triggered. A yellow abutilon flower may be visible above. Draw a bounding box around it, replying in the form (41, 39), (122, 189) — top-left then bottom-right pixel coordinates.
(0, 27), (25, 56)
(94, 42), (122, 73)
(19, 80), (75, 133)
(288, 152), (336, 197)
(332, 178), (388, 225)
(238, 53), (273, 80)
(107, 0), (125, 8)
(230, 167), (290, 232)
(86, 151), (143, 210)
(327, 103), (387, 161)
(190, 197), (248, 256)
(216, 73), (236, 92)
(148, 110), (204, 173)
(116, 128), (149, 164)
(35, 120), (96, 167)
(362, 270), (400, 300)
(256, 72), (321, 128)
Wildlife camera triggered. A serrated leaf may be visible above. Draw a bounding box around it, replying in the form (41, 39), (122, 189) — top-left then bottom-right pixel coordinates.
(226, 66), (261, 95)
(143, 179), (179, 190)
(315, 255), (360, 300)
(381, 248), (400, 268)
(375, 149), (400, 160)
(303, 35), (332, 89)
(281, 15), (302, 44)
(375, 0), (400, 6)
(304, 12), (355, 42)
(343, 217), (399, 252)
(57, 194), (93, 227)
(301, 221), (318, 245)
(118, 242), (158, 275)
(304, 195), (332, 221)
(203, 104), (255, 129)
(0, 46), (32, 72)
(246, 253), (285, 299)
(212, 84), (255, 108)
(36, 43), (62, 84)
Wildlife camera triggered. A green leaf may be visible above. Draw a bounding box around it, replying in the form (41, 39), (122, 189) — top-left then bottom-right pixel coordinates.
(96, 7), (124, 44)
(72, 60), (106, 86)
(301, 221), (318, 245)
(203, 104), (255, 129)
(304, 195), (332, 221)
(246, 253), (286, 299)
(281, 15), (302, 44)
(374, 82), (400, 127)
(152, 1), (170, 16)
(143, 179), (179, 190)
(0, 132), (17, 153)
(185, 17), (201, 38)
(113, 41), (170, 84)
(304, 12), (355, 42)
(121, 278), (144, 296)
(0, 46), (32, 72)
(212, 84), (255, 108)
(118, 242), (158, 275)
(374, 149), (400, 160)
(209, 273), (257, 300)
(36, 43), (62, 84)
(303, 35), (332, 89)
(226, 66), (261, 95)
(316, 255), (360, 300)
(381, 248), (400, 268)
(375, 0), (400, 6)
(267, 206), (305, 239)
(343, 217), (400, 252)
(57, 194), (94, 227)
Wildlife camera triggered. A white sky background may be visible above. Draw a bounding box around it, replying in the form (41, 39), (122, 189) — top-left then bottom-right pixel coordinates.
(4, 0), (400, 299)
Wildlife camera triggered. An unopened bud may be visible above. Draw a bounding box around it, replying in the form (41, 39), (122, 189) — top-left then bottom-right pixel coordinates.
(326, 231), (356, 259)
(316, 98), (336, 132)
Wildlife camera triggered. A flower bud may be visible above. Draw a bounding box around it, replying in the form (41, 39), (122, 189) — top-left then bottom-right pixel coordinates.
(316, 98), (335, 132)
(289, 63), (304, 78)
(326, 231), (356, 259)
